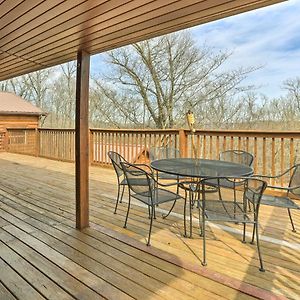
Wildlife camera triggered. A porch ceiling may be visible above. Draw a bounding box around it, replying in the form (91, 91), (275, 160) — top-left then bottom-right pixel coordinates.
(0, 0), (284, 81)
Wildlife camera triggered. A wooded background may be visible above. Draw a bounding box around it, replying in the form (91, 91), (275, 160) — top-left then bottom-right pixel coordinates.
(1, 32), (299, 130)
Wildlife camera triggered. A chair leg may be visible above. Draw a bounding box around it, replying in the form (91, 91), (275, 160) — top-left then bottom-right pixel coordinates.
(119, 184), (125, 203)
(189, 189), (193, 238)
(123, 193), (131, 228)
(255, 221), (265, 272)
(114, 184), (121, 214)
(202, 213), (207, 266)
(287, 208), (296, 232)
(147, 206), (154, 246)
(183, 190), (187, 237)
(162, 199), (177, 219)
(242, 223), (246, 243)
(198, 201), (203, 237)
(250, 223), (256, 244)
(247, 199), (252, 212)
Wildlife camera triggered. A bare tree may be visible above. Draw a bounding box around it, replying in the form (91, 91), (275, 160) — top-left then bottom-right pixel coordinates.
(46, 62), (77, 128)
(0, 69), (52, 109)
(91, 32), (260, 129)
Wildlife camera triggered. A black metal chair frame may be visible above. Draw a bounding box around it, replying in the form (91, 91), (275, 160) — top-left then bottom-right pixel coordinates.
(218, 150), (254, 203)
(108, 151), (152, 214)
(120, 161), (183, 246)
(199, 176), (267, 272)
(108, 151), (127, 214)
(149, 146), (183, 218)
(255, 164), (300, 232)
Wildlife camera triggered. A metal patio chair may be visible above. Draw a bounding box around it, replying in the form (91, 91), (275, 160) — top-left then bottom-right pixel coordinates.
(108, 151), (149, 214)
(199, 176), (267, 272)
(207, 150), (254, 204)
(120, 161), (183, 245)
(149, 146), (184, 218)
(220, 150), (254, 167)
(149, 146), (181, 179)
(255, 164), (300, 232)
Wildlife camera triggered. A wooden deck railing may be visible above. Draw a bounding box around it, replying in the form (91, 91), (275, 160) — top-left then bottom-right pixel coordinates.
(4, 128), (300, 185)
(90, 128), (179, 165)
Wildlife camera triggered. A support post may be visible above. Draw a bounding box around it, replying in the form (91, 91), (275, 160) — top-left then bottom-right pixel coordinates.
(75, 50), (90, 229)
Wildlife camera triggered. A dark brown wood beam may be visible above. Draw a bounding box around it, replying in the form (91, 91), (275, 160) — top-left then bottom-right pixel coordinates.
(75, 50), (90, 229)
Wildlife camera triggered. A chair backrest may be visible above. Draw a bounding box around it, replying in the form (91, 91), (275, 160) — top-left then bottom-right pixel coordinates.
(289, 164), (300, 197)
(107, 151), (127, 178)
(149, 146), (180, 162)
(220, 150), (254, 167)
(201, 176), (266, 212)
(120, 161), (153, 198)
(243, 178), (267, 210)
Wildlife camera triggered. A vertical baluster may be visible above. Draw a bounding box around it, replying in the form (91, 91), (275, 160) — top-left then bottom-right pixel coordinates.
(203, 135), (206, 159)
(254, 137), (258, 174)
(130, 133), (134, 163)
(209, 136), (213, 159)
(262, 138), (266, 175)
(290, 138), (294, 169)
(216, 135), (220, 159)
(197, 134), (200, 158)
(281, 138), (284, 186)
(271, 138), (275, 185)
(230, 136), (234, 150)
(223, 136), (227, 153)
(238, 136), (241, 150)
(246, 137), (249, 153)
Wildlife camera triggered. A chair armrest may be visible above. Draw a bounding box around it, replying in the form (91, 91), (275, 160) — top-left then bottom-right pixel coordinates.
(133, 163), (153, 175)
(254, 174), (282, 179)
(254, 165), (297, 179)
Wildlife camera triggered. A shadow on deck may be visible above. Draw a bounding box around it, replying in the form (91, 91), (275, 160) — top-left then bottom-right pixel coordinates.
(0, 153), (299, 300)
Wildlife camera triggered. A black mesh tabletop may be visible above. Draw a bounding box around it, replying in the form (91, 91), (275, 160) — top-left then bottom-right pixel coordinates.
(150, 158), (253, 178)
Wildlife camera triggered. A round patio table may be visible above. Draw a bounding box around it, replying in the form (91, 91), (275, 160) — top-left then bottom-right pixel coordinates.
(150, 158), (253, 237)
(150, 158), (253, 178)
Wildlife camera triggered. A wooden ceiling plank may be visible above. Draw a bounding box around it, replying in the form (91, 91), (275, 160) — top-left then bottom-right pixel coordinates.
(0, 0), (135, 49)
(0, 0), (216, 68)
(0, 0), (24, 19)
(2, 0), (164, 67)
(41, 0), (284, 64)
(0, 0), (180, 64)
(2, 0), (275, 73)
(0, 61), (42, 81)
(1, 0), (266, 70)
(0, 0), (47, 30)
(0, 0), (285, 81)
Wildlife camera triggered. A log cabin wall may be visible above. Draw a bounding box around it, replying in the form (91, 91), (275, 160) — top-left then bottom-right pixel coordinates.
(0, 114), (40, 130)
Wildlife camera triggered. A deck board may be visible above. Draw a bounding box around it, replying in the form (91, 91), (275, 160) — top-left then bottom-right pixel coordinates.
(0, 152), (299, 299)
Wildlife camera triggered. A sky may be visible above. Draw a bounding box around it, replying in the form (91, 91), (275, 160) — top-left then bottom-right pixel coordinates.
(91, 0), (300, 98)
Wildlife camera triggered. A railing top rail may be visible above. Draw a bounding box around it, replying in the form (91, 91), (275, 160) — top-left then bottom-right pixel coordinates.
(7, 127), (300, 139)
(6, 127), (36, 131)
(38, 128), (75, 132)
(90, 128), (180, 134)
(188, 129), (300, 138)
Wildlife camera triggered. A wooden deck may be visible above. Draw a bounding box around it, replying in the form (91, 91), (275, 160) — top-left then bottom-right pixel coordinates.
(0, 153), (299, 300)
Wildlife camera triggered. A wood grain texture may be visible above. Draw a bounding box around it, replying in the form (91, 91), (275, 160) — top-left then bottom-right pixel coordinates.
(75, 50), (90, 229)
(0, 0), (284, 81)
(0, 153), (299, 299)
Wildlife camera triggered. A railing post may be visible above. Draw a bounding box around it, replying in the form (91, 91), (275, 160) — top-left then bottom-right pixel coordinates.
(179, 129), (188, 158)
